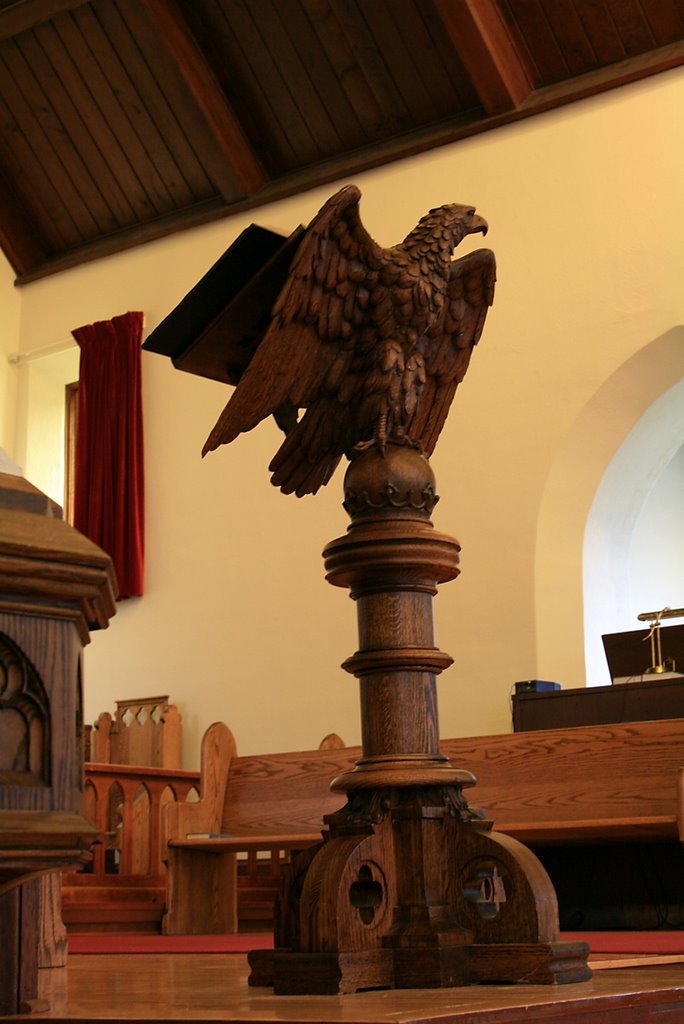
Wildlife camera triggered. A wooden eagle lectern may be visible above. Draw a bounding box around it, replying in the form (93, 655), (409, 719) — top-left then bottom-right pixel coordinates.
(144, 185), (590, 994)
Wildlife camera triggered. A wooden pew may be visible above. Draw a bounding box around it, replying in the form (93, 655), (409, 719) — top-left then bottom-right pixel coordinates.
(163, 718), (684, 934)
(162, 726), (353, 933)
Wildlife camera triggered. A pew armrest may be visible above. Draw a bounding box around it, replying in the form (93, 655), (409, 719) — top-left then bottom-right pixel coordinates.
(163, 722), (236, 844)
(168, 832), (323, 854)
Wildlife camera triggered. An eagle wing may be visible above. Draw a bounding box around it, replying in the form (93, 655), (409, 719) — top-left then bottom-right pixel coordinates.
(201, 184), (384, 458)
(408, 248), (496, 455)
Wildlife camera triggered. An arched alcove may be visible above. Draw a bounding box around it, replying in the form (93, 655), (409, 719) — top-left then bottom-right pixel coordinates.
(583, 382), (684, 684)
(535, 327), (684, 691)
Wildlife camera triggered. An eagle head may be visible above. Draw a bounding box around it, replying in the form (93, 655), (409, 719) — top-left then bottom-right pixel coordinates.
(404, 203), (488, 258)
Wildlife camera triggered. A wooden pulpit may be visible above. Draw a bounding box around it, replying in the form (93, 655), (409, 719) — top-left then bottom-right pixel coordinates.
(144, 187), (591, 993)
(0, 470), (117, 1014)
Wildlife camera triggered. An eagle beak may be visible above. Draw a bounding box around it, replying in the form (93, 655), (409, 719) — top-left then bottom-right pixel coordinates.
(468, 213), (488, 237)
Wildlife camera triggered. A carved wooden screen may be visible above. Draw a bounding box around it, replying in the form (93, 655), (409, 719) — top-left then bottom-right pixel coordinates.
(0, 633), (50, 787)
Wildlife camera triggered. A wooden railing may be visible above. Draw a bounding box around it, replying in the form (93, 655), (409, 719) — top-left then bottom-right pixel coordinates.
(86, 696), (182, 769)
(63, 731), (346, 932)
(61, 762), (200, 932)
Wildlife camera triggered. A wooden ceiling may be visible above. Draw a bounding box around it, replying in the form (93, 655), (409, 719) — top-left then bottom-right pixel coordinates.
(1, 0), (683, 284)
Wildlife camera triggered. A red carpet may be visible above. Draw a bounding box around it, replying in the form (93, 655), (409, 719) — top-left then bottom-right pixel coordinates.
(67, 933), (274, 954)
(562, 931), (684, 954)
(67, 931), (684, 955)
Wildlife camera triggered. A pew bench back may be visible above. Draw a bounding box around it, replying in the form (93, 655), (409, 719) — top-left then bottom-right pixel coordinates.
(163, 717), (684, 933)
(442, 718), (684, 842)
(220, 747), (357, 837)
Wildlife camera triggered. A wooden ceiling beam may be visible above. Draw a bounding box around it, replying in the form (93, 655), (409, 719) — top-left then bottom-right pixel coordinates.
(139, 0), (265, 199)
(0, 0), (90, 42)
(433, 0), (533, 114)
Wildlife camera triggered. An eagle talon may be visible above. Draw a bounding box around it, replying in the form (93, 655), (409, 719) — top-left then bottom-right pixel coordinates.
(352, 432), (421, 457)
(352, 437), (386, 456)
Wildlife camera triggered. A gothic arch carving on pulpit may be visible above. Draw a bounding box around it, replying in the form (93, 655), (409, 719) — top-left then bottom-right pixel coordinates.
(0, 632), (50, 786)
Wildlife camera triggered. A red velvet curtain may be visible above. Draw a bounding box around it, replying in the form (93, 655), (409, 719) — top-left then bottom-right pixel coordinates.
(72, 311), (144, 599)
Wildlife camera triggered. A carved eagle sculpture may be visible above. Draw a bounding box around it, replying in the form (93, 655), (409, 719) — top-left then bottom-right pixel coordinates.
(202, 184), (495, 497)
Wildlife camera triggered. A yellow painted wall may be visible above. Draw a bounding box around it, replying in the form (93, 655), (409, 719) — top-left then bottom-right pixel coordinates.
(0, 252), (21, 461)
(7, 67), (684, 767)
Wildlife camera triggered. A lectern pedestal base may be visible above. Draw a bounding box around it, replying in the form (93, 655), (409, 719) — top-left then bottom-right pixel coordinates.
(249, 802), (591, 995)
(249, 447), (590, 995)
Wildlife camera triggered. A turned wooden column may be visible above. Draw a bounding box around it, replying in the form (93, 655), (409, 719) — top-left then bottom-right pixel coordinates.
(324, 443), (470, 791)
(323, 444), (478, 987)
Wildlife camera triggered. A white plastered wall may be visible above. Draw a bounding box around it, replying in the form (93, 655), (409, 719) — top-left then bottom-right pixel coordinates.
(5, 66), (684, 767)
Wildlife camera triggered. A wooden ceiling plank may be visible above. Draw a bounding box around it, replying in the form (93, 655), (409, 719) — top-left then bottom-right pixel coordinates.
(0, 87), (76, 250)
(284, 0), (369, 150)
(95, 1), (209, 207)
(433, 0), (534, 113)
(419, 2), (482, 111)
(50, 8), (166, 220)
(539, 0), (602, 74)
(0, 0), (89, 41)
(0, 166), (48, 275)
(211, 0), (319, 167)
(266, 0), (358, 154)
(16, 27), (128, 234)
(139, 0), (265, 197)
(301, 0), (385, 139)
(642, 0), (684, 43)
(33, 19), (140, 226)
(0, 42), (91, 244)
(496, 0), (567, 84)
(114, 0), (253, 197)
(330, 0), (408, 132)
(247, 0), (341, 158)
(95, 4), (214, 201)
(394, 0), (473, 116)
(362, 0), (435, 122)
(180, 1), (299, 173)
(606, 0), (658, 52)
(568, 0), (627, 64)
(70, 3), (178, 215)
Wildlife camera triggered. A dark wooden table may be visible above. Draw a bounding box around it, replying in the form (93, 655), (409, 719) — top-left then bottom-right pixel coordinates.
(512, 676), (684, 732)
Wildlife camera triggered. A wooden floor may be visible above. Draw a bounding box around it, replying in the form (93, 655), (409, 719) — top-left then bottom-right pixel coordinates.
(12, 952), (684, 1023)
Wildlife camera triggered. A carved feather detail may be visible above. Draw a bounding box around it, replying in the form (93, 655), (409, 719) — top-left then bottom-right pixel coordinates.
(202, 184), (496, 497)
